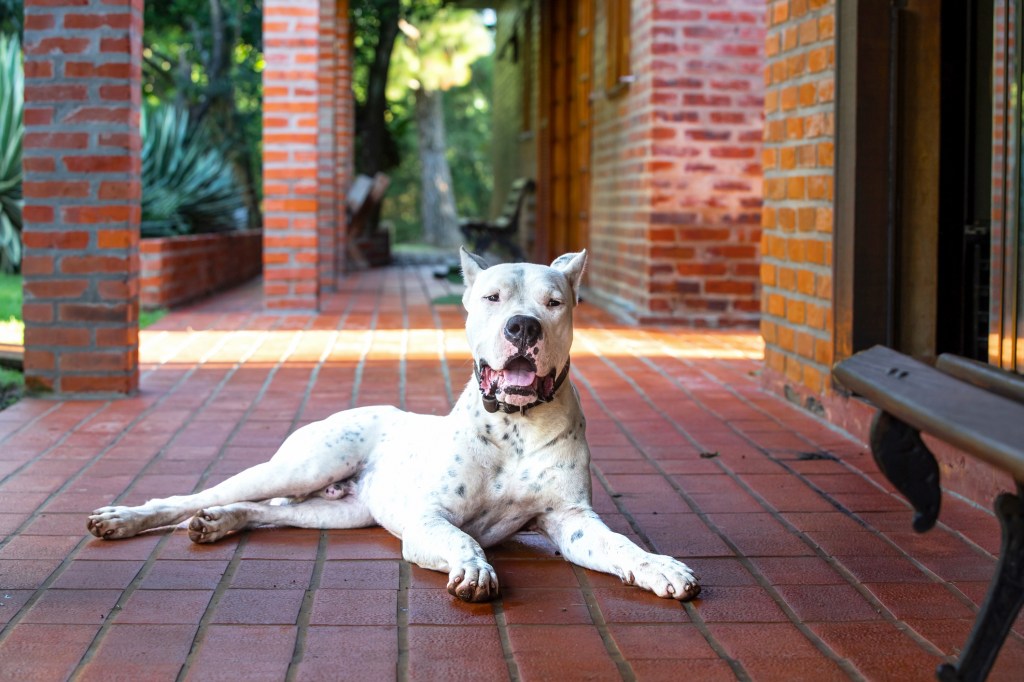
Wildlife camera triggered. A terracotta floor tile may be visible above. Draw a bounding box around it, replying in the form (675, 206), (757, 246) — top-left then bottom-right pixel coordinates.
(231, 558), (315, 590)
(140, 559), (229, 590)
(864, 582), (976, 621)
(631, 658), (738, 681)
(0, 558), (61, 589)
(506, 624), (621, 680)
(691, 586), (789, 623)
(0, 623), (100, 681)
(407, 588), (496, 626)
(750, 556), (847, 586)
(501, 587), (593, 625)
(592, 587), (690, 624)
(319, 559), (399, 590)
(609, 623), (717, 660)
(407, 625), (509, 680)
(809, 621), (946, 682)
(22, 588), (122, 624)
(50, 559), (144, 590)
(211, 587), (305, 625)
(774, 583), (883, 622)
(114, 589), (213, 624)
(182, 624), (297, 681)
(309, 588), (397, 626)
(493, 557), (581, 589)
(0, 590), (33, 626)
(741, 656), (850, 681)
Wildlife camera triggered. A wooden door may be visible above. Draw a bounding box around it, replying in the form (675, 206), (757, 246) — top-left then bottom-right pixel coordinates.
(538, 0), (592, 261)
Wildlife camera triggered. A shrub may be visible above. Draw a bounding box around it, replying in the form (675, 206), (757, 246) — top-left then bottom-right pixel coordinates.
(0, 33), (22, 273)
(141, 104), (247, 237)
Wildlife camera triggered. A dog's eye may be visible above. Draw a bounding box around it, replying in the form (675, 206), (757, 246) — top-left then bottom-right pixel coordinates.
(484, 293), (500, 302)
(547, 299), (563, 308)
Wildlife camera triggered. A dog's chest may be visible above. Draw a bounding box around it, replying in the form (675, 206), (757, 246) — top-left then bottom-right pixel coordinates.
(442, 419), (589, 545)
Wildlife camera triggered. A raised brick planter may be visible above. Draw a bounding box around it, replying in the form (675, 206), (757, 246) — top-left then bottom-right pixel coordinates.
(140, 230), (263, 309)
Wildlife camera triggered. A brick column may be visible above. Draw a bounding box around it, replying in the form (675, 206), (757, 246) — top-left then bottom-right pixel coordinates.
(21, 0), (142, 395)
(263, 0), (321, 310)
(760, 0), (836, 395)
(334, 0), (353, 278)
(317, 0), (338, 291)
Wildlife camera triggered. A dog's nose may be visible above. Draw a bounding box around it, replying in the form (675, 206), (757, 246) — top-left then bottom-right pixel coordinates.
(504, 315), (543, 348)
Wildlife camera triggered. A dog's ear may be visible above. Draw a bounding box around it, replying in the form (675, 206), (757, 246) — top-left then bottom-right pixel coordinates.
(460, 247), (489, 289)
(551, 250), (587, 304)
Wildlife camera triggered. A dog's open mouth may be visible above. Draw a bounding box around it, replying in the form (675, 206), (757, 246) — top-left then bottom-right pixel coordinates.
(479, 356), (557, 403)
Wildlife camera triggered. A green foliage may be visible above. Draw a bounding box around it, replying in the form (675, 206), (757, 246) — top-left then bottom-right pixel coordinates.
(383, 45), (494, 244)
(0, 32), (21, 273)
(143, 0), (263, 222)
(388, 7), (493, 97)
(0, 271), (20, 321)
(141, 104), (247, 237)
(0, 0), (21, 38)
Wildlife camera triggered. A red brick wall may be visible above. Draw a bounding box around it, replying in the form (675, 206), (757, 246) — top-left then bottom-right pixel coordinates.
(263, 0), (322, 310)
(334, 0), (353, 277)
(760, 0), (835, 394)
(139, 231), (263, 309)
(263, 0), (349, 308)
(317, 0), (340, 290)
(21, 0), (143, 394)
(589, 0), (766, 326)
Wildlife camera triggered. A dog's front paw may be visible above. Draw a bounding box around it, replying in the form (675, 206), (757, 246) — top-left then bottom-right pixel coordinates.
(623, 554), (701, 601)
(447, 558), (499, 603)
(87, 506), (143, 540)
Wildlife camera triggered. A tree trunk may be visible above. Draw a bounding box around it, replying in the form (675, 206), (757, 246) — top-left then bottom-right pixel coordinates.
(357, 0), (401, 176)
(415, 88), (460, 248)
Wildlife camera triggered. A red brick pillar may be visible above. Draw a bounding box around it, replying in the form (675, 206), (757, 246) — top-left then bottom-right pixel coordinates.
(21, 0), (142, 395)
(335, 0), (353, 277)
(263, 0), (322, 310)
(317, 0), (338, 291)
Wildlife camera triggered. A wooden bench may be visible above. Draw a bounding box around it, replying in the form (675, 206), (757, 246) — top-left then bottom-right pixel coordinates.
(347, 173), (391, 269)
(459, 178), (535, 261)
(833, 345), (1024, 682)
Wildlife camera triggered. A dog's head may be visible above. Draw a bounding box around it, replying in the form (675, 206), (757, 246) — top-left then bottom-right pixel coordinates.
(460, 248), (586, 410)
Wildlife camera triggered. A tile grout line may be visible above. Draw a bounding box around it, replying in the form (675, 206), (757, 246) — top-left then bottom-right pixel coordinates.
(570, 564), (636, 682)
(489, 598), (520, 682)
(396, 560), (411, 682)
(287, 531), (329, 682)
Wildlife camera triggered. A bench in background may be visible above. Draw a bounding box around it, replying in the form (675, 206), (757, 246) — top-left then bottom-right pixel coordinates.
(834, 346), (1024, 682)
(459, 178), (535, 261)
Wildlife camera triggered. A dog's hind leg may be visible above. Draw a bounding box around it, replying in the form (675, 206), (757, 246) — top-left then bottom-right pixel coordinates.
(188, 497), (375, 543)
(88, 416), (373, 540)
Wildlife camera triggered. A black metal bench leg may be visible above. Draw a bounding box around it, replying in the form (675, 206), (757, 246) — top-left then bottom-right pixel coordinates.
(870, 411), (942, 532)
(938, 483), (1024, 682)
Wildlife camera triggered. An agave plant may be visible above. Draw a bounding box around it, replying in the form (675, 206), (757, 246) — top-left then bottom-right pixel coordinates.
(0, 33), (22, 273)
(141, 104), (246, 237)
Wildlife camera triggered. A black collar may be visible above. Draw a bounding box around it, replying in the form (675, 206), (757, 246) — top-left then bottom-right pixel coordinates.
(476, 358), (571, 416)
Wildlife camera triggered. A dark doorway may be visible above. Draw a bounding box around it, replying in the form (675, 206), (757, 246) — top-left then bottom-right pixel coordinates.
(937, 0), (994, 360)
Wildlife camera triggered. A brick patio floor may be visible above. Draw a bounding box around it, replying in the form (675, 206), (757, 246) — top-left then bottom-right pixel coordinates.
(1, 264), (1022, 681)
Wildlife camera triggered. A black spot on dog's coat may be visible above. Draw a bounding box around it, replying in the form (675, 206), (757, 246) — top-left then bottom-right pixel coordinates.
(571, 529), (584, 542)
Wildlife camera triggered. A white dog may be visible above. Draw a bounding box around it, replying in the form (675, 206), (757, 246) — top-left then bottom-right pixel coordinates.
(87, 249), (701, 603)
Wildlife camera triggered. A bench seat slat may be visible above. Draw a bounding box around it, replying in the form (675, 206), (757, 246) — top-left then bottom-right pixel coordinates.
(833, 345), (1024, 481)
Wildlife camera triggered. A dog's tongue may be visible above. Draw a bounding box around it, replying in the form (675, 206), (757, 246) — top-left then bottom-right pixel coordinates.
(502, 358), (536, 387)
(504, 367), (536, 387)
